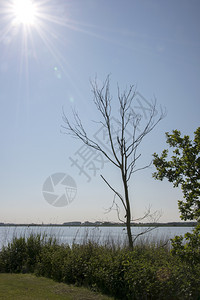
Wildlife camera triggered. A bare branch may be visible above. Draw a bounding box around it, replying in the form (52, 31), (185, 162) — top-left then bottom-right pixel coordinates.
(104, 194), (125, 223)
(132, 206), (162, 222)
(101, 175), (126, 210)
(132, 226), (157, 244)
(62, 76), (166, 249)
(131, 208), (162, 244)
(62, 107), (121, 168)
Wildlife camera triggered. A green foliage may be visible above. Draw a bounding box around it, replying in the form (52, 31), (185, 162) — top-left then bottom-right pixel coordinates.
(171, 224), (200, 265)
(170, 225), (200, 298)
(0, 236), (27, 273)
(153, 127), (200, 221)
(0, 234), (56, 274)
(153, 127), (200, 274)
(25, 234), (44, 272)
(1, 234), (200, 299)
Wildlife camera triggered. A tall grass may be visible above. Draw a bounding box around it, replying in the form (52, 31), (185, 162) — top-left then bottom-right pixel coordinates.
(0, 232), (199, 299)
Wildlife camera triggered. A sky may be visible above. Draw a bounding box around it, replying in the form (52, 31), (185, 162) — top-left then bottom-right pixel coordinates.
(0, 0), (200, 224)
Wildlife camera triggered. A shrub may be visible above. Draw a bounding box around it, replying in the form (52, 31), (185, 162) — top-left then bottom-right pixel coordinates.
(0, 236), (27, 273)
(1, 233), (200, 299)
(171, 224), (200, 265)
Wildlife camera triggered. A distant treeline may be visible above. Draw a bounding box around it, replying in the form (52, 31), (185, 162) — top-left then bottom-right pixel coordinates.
(0, 221), (197, 227)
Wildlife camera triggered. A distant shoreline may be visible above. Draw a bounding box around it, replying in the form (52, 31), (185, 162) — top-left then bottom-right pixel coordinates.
(0, 222), (197, 227)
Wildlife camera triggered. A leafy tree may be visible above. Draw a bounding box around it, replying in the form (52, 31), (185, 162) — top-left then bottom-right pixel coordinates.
(153, 127), (200, 264)
(153, 127), (200, 222)
(62, 76), (165, 249)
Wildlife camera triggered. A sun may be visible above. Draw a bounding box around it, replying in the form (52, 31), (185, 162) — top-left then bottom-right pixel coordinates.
(12, 0), (37, 25)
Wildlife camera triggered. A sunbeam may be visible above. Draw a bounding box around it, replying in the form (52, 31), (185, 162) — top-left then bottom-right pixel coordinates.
(12, 0), (37, 25)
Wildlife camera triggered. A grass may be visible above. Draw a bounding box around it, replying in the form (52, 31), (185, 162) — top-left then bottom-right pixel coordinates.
(0, 231), (200, 299)
(0, 273), (114, 300)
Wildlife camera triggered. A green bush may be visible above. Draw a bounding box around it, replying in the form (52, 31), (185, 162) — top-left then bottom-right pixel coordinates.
(171, 224), (200, 265)
(0, 236), (27, 273)
(25, 234), (44, 272)
(1, 233), (200, 299)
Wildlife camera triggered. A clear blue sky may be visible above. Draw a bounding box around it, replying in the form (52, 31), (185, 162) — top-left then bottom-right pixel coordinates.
(0, 0), (199, 224)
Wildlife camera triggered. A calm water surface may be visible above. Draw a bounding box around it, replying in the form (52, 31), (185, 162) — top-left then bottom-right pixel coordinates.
(0, 226), (194, 249)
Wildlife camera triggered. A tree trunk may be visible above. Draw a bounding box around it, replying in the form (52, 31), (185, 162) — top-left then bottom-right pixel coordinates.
(122, 174), (133, 250)
(126, 201), (133, 250)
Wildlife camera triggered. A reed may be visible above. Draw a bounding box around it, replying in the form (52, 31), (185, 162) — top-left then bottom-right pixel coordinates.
(0, 230), (199, 299)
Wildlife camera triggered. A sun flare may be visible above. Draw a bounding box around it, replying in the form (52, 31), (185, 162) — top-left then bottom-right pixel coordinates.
(12, 0), (37, 25)
(1, 0), (87, 84)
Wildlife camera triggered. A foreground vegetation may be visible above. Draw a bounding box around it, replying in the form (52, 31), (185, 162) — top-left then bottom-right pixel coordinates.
(0, 234), (200, 299)
(0, 273), (113, 300)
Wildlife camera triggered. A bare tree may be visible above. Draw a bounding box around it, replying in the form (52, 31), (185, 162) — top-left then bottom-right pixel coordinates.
(62, 76), (165, 249)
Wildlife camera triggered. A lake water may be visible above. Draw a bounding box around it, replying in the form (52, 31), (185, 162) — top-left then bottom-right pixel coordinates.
(0, 226), (195, 249)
